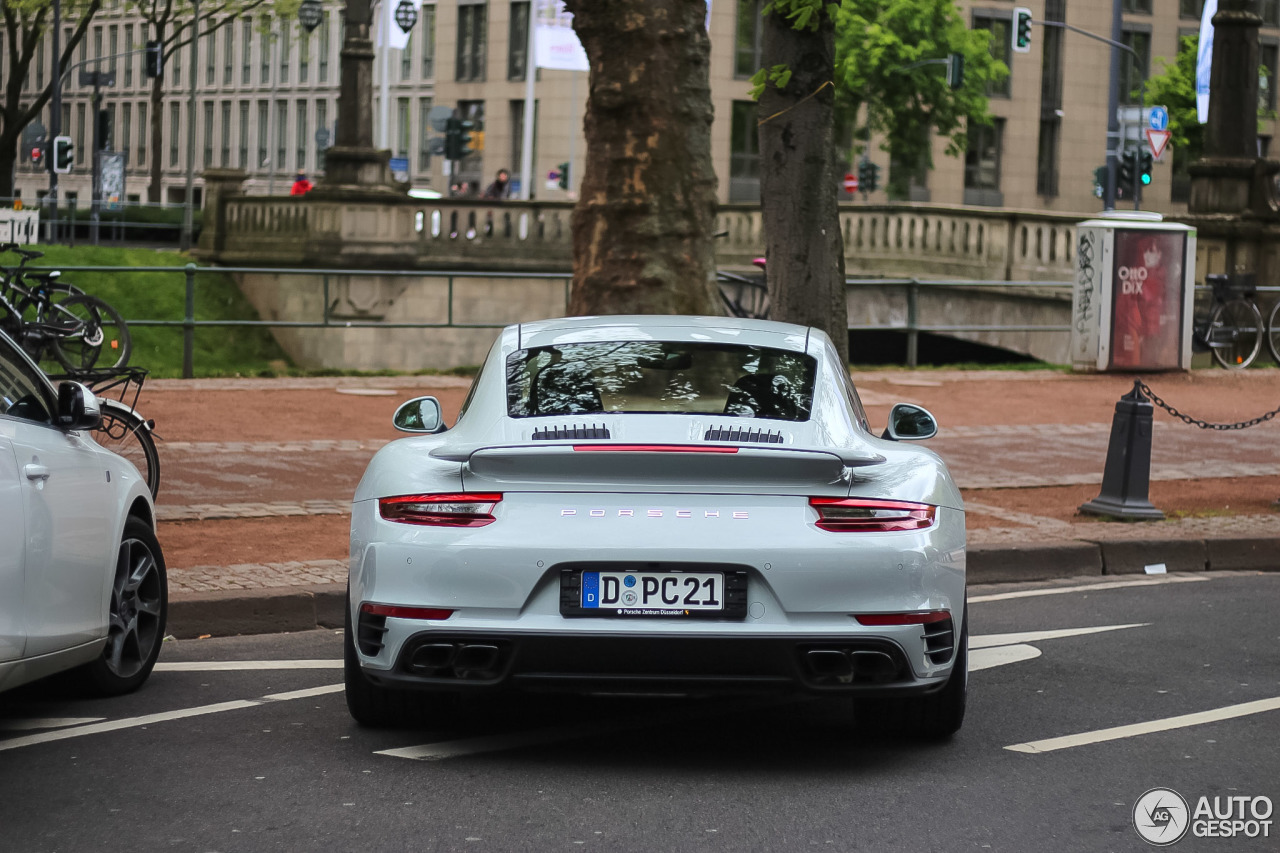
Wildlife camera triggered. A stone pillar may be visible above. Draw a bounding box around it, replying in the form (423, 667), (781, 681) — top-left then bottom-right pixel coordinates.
(196, 168), (248, 255)
(316, 0), (401, 194)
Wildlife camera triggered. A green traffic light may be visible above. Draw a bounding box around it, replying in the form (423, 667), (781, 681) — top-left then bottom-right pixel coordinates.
(1141, 174), (1151, 185)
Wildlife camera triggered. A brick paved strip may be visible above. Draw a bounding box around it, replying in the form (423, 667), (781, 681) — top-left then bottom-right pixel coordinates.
(157, 500), (350, 521)
(168, 559), (349, 594)
(161, 439), (389, 454)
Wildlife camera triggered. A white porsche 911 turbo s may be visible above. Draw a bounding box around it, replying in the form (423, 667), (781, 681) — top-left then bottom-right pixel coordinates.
(347, 316), (967, 737)
(0, 329), (167, 698)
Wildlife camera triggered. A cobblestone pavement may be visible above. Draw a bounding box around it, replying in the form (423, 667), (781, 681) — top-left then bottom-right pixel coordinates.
(168, 559), (349, 594)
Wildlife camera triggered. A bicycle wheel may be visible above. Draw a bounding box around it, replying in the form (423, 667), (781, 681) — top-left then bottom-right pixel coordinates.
(1267, 299), (1280, 367)
(50, 294), (132, 372)
(1208, 298), (1263, 369)
(94, 401), (160, 499)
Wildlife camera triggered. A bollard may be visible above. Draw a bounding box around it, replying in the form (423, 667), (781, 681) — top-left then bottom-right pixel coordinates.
(1079, 380), (1164, 520)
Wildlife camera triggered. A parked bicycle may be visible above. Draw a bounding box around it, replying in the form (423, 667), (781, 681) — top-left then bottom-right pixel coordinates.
(1192, 273), (1270, 369)
(0, 243), (132, 373)
(53, 366), (161, 499)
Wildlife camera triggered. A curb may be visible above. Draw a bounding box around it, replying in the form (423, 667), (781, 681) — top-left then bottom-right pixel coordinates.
(165, 537), (1280, 638)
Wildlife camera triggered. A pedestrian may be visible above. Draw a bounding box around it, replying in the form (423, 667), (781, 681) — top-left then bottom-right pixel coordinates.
(482, 169), (511, 200)
(290, 170), (313, 195)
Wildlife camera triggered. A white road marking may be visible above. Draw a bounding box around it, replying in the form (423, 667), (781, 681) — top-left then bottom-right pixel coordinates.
(0, 717), (106, 732)
(970, 644), (1041, 671)
(378, 722), (642, 762)
(971, 575), (1209, 603)
(0, 685), (343, 753)
(155, 660), (342, 672)
(971, 624), (1147, 649)
(1005, 696), (1280, 754)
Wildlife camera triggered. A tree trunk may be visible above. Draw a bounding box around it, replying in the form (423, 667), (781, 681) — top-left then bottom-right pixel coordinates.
(0, 132), (19, 199)
(563, 0), (722, 317)
(147, 27), (166, 204)
(758, 13), (848, 363)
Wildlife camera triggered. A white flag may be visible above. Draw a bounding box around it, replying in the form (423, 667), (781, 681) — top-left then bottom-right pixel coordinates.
(376, 0), (419, 52)
(534, 0), (589, 71)
(1196, 0), (1216, 124)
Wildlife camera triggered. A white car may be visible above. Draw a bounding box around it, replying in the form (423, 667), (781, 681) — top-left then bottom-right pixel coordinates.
(0, 329), (167, 696)
(347, 316), (967, 737)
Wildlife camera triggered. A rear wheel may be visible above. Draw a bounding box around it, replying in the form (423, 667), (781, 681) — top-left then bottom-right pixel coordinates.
(1266, 299), (1280, 366)
(95, 401), (160, 499)
(344, 593), (452, 728)
(50, 294), (132, 372)
(1209, 298), (1263, 369)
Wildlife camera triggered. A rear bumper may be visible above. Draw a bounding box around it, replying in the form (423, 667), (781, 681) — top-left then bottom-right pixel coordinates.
(362, 629), (951, 697)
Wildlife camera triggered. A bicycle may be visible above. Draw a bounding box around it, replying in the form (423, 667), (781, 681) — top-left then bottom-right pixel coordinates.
(1193, 273), (1264, 369)
(0, 243), (132, 373)
(55, 366), (161, 499)
(1267, 292), (1280, 367)
(716, 258), (771, 320)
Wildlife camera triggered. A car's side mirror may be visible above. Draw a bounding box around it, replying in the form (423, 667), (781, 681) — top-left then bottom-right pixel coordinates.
(881, 403), (937, 441)
(393, 395), (445, 433)
(56, 381), (101, 430)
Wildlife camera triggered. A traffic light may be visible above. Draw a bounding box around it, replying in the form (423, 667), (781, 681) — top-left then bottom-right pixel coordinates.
(444, 117), (475, 159)
(144, 40), (163, 78)
(557, 162), (569, 190)
(458, 119), (474, 155)
(946, 53), (964, 90)
(1012, 7), (1033, 54)
(1138, 149), (1153, 186)
(1117, 149), (1135, 197)
(857, 160), (880, 193)
(52, 136), (74, 173)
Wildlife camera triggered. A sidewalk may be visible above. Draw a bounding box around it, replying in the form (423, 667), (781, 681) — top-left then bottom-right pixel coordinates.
(142, 369), (1280, 637)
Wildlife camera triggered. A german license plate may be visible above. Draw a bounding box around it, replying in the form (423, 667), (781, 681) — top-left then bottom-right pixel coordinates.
(580, 571), (724, 614)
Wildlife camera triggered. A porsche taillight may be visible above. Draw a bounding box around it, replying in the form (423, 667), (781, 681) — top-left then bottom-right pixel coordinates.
(378, 493), (503, 527)
(809, 497), (937, 532)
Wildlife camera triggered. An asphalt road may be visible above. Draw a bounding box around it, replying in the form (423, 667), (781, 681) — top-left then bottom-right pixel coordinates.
(1, 572), (1277, 853)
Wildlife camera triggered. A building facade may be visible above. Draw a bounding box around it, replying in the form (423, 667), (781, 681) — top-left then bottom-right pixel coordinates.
(10, 0), (1280, 215)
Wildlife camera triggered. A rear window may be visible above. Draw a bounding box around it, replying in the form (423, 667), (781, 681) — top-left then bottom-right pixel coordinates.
(506, 341), (816, 421)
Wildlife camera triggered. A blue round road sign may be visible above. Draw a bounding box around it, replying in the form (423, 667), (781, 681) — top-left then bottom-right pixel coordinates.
(1148, 106), (1169, 131)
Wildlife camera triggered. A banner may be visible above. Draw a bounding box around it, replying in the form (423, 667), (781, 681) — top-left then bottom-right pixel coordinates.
(1110, 230), (1187, 370)
(534, 0), (588, 71)
(375, 0), (420, 52)
(1196, 0), (1216, 124)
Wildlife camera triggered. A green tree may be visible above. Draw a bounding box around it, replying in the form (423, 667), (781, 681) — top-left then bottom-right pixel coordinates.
(833, 0), (1005, 199)
(0, 0), (102, 199)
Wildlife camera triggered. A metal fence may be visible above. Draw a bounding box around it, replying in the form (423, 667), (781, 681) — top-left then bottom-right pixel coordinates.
(0, 197), (196, 245)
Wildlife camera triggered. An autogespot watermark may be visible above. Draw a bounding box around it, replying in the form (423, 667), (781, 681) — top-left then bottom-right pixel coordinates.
(1133, 788), (1274, 846)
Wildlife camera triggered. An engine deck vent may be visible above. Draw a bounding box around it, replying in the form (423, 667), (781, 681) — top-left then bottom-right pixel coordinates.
(531, 423), (612, 440)
(704, 425), (785, 444)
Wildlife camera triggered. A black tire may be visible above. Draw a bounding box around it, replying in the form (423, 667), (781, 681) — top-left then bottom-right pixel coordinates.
(50, 294), (132, 372)
(856, 604), (968, 740)
(76, 517), (168, 696)
(344, 593), (451, 728)
(1208, 298), (1263, 369)
(1266, 299), (1280, 367)
(95, 401), (161, 499)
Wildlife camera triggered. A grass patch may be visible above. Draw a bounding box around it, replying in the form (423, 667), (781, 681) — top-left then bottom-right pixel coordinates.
(11, 244), (290, 378)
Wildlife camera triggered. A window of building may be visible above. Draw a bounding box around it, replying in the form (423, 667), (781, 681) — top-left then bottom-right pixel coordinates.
(402, 33), (413, 80)
(36, 40), (44, 91)
(221, 101), (231, 165)
(239, 100), (250, 168)
(62, 104), (71, 136)
(509, 98), (533, 181)
(1262, 42), (1279, 113)
(105, 103), (116, 150)
(508, 1), (529, 81)
(243, 18), (253, 84)
(317, 99), (328, 170)
(206, 31), (216, 84)
(397, 98), (410, 158)
(93, 25), (102, 63)
(964, 118), (1004, 206)
(1265, 0), (1280, 28)
(76, 103), (86, 158)
(279, 20), (291, 83)
(257, 100), (269, 170)
(1120, 28), (1151, 104)
(225, 23), (234, 84)
(124, 25), (134, 88)
(300, 25), (310, 82)
(421, 5), (436, 78)
(418, 96), (434, 172)
(138, 102), (147, 165)
(735, 0), (763, 79)
(296, 99), (308, 172)
(457, 1), (487, 82)
(122, 103), (131, 160)
(1122, 0), (1151, 13)
(319, 12), (330, 82)
(109, 25), (118, 76)
(729, 100), (760, 203)
(1179, 0), (1204, 18)
(262, 25), (272, 83)
(277, 99), (288, 171)
(170, 102), (181, 166)
(203, 101), (214, 166)
(973, 13), (1012, 98)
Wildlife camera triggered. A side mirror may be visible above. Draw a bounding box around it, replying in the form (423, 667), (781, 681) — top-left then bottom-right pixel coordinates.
(393, 395), (445, 433)
(881, 403), (937, 441)
(56, 381), (101, 430)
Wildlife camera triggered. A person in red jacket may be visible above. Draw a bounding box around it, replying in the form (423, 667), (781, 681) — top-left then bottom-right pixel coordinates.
(290, 170), (313, 195)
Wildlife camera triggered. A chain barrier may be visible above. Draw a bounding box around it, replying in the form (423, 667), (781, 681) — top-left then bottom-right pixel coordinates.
(1137, 380), (1280, 431)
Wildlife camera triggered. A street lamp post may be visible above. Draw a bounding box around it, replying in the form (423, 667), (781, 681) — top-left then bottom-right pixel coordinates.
(180, 0), (199, 250)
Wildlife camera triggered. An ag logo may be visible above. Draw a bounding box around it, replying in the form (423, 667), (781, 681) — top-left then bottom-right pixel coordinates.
(1134, 788), (1190, 846)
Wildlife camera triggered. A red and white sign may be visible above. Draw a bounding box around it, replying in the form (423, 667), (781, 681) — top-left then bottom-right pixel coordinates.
(1147, 129), (1171, 160)
(843, 173), (859, 193)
